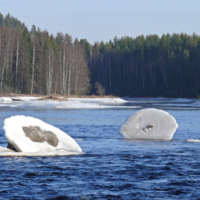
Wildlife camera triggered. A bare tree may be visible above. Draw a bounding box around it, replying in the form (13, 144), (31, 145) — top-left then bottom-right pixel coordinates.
(95, 82), (105, 96)
(14, 30), (22, 93)
(1, 28), (12, 87)
(46, 47), (55, 94)
(30, 33), (40, 94)
(30, 34), (36, 94)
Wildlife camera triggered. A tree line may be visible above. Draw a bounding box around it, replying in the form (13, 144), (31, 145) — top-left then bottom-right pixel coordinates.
(1, 12), (200, 97)
(0, 13), (26, 30)
(0, 18), (89, 95)
(83, 34), (200, 98)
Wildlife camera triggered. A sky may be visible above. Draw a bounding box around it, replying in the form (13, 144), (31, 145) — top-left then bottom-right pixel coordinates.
(1, 0), (200, 44)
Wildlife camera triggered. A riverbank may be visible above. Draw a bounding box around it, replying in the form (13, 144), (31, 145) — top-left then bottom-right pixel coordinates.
(0, 95), (198, 109)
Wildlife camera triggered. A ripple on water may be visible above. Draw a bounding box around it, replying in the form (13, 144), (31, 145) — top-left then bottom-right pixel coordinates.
(0, 107), (199, 198)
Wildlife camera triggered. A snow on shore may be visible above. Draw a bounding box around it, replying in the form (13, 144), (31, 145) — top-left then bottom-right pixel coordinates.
(0, 96), (138, 109)
(0, 96), (198, 109)
(119, 108), (178, 140)
(0, 97), (13, 102)
(4, 116), (82, 153)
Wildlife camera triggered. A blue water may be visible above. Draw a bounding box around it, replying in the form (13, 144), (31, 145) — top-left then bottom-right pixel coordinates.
(0, 104), (200, 199)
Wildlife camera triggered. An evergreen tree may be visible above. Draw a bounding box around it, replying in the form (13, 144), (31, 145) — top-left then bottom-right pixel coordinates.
(0, 13), (4, 27)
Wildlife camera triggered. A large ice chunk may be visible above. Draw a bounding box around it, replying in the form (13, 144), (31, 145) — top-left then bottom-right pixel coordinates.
(119, 108), (178, 140)
(4, 116), (82, 153)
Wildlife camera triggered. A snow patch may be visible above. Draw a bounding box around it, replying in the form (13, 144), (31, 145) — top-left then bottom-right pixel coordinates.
(0, 96), (134, 109)
(4, 116), (82, 153)
(0, 97), (13, 102)
(119, 108), (178, 140)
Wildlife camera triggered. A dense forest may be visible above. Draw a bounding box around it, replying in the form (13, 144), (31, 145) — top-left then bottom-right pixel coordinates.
(0, 13), (89, 95)
(84, 34), (200, 98)
(0, 12), (200, 97)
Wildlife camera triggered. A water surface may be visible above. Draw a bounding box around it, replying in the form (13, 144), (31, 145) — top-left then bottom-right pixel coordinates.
(0, 103), (200, 199)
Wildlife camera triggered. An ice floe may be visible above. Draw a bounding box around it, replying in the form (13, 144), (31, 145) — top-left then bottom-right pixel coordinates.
(3, 116), (82, 155)
(119, 108), (178, 140)
(186, 139), (200, 143)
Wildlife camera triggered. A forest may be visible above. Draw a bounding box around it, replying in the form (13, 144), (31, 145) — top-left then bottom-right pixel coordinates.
(0, 13), (89, 95)
(86, 33), (200, 98)
(0, 13), (200, 98)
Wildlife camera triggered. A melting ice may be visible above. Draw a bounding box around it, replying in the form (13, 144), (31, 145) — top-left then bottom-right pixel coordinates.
(0, 116), (83, 156)
(119, 108), (178, 140)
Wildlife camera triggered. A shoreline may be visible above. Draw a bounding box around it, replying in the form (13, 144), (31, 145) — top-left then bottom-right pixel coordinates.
(0, 93), (198, 100)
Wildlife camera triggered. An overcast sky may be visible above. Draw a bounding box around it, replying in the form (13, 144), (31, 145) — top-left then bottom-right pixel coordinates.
(1, 0), (200, 44)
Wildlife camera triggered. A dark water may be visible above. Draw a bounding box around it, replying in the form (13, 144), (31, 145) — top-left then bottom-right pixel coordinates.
(0, 104), (200, 199)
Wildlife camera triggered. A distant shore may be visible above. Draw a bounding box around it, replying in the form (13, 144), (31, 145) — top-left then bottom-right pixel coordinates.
(0, 94), (119, 99)
(0, 93), (199, 100)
